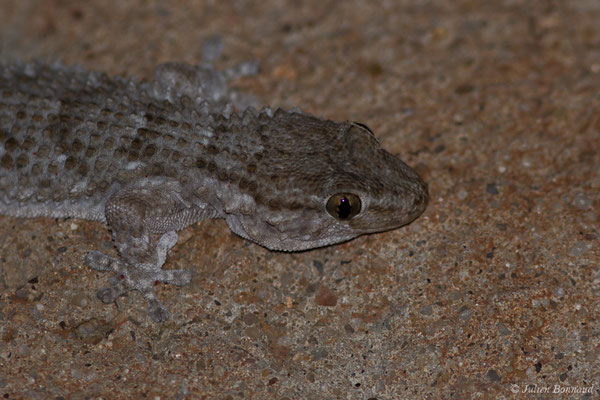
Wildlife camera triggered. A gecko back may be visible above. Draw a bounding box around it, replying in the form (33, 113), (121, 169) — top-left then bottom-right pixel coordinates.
(0, 62), (239, 221)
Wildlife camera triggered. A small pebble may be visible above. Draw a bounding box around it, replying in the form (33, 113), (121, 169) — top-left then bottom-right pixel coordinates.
(458, 307), (472, 321)
(486, 369), (501, 382)
(497, 322), (511, 336)
(486, 183), (499, 195)
(71, 368), (83, 380)
(17, 344), (31, 357)
(312, 260), (324, 275)
(242, 313), (258, 325)
(419, 304), (433, 316)
(315, 286), (337, 307)
(311, 348), (328, 361)
(71, 293), (89, 308)
(572, 193), (592, 210)
(569, 241), (592, 257)
(521, 156), (533, 168)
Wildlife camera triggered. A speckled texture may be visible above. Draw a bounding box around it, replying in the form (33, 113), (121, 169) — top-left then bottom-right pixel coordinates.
(0, 1), (598, 399)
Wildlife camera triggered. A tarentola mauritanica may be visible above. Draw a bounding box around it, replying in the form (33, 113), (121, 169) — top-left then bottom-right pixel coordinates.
(0, 38), (428, 321)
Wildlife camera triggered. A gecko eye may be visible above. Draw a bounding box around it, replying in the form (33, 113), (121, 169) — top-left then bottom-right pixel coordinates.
(326, 193), (362, 220)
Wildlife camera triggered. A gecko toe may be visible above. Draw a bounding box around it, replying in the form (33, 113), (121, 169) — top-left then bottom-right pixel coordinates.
(156, 269), (192, 286)
(148, 301), (170, 322)
(142, 289), (171, 322)
(156, 231), (178, 265)
(224, 60), (260, 80)
(86, 251), (122, 272)
(89, 255), (188, 321)
(96, 280), (128, 304)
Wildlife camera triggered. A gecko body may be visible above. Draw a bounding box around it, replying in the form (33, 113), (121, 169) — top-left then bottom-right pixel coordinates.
(0, 43), (428, 321)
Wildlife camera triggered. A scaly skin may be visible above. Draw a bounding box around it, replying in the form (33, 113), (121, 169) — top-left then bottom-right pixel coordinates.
(0, 41), (428, 321)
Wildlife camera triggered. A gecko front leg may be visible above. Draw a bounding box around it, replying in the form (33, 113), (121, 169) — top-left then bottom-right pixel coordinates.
(85, 177), (213, 322)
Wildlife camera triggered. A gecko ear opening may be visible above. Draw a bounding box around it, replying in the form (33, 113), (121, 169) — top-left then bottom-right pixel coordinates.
(326, 193), (362, 220)
(351, 121), (374, 134)
(345, 122), (381, 153)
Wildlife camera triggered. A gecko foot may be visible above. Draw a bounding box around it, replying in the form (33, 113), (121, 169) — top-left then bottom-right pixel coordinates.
(85, 232), (192, 322)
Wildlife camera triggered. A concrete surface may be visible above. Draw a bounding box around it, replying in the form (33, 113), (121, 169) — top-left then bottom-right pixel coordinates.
(0, 0), (598, 398)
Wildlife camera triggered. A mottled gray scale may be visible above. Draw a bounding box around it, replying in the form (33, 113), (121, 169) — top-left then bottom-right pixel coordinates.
(0, 49), (427, 322)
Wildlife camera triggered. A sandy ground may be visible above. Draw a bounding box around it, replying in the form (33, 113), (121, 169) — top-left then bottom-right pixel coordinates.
(0, 1), (598, 398)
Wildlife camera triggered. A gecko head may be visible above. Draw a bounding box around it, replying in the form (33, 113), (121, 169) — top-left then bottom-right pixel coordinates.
(225, 112), (428, 251)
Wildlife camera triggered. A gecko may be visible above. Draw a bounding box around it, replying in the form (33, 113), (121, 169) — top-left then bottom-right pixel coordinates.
(0, 39), (428, 322)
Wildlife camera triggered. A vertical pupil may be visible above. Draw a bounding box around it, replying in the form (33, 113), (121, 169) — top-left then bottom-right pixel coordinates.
(338, 196), (352, 219)
(326, 193), (361, 220)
